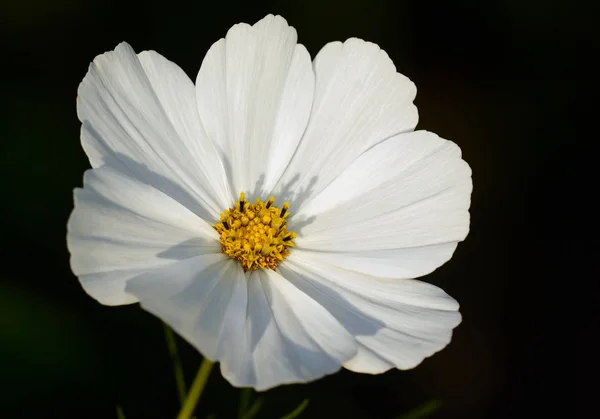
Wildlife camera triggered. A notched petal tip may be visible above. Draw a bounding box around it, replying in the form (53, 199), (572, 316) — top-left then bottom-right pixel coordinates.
(76, 41), (137, 120)
(226, 14), (296, 40)
(340, 37), (418, 101)
(255, 13), (290, 27)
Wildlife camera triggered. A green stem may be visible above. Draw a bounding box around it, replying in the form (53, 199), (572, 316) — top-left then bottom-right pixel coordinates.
(279, 399), (309, 419)
(116, 406), (126, 419)
(240, 397), (264, 419)
(238, 388), (253, 418)
(396, 399), (441, 419)
(163, 322), (187, 406)
(177, 358), (214, 419)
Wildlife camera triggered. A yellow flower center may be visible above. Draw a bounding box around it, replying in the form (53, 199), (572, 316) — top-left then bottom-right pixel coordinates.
(214, 193), (297, 271)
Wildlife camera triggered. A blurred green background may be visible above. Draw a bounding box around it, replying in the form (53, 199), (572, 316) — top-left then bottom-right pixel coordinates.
(0, 0), (589, 417)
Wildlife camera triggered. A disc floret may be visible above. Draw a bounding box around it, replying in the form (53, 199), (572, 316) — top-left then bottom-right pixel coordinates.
(214, 193), (297, 271)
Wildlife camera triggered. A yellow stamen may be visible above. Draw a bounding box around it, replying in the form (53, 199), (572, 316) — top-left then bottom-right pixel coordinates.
(214, 194), (296, 271)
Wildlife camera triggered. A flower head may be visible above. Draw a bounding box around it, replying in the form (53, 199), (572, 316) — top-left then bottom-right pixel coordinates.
(68, 15), (472, 390)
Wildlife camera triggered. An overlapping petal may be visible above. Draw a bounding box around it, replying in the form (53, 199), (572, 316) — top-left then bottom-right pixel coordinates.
(67, 167), (220, 305)
(273, 38), (418, 209)
(78, 42), (231, 220)
(280, 256), (461, 373)
(126, 260), (357, 390)
(195, 14), (314, 197)
(291, 130), (472, 278)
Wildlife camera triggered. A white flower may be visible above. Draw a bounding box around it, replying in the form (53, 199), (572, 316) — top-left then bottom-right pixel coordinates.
(67, 14), (472, 391)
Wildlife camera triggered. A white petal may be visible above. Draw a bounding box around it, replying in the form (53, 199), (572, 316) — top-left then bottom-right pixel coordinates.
(67, 167), (220, 305)
(274, 38), (418, 210)
(238, 269), (356, 390)
(343, 345), (394, 374)
(77, 42), (230, 221)
(126, 256), (235, 334)
(281, 256), (461, 373)
(128, 260), (357, 391)
(290, 245), (458, 280)
(195, 14), (314, 196)
(293, 131), (472, 278)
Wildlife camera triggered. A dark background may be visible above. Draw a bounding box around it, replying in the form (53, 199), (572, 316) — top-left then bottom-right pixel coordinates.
(0, 0), (591, 418)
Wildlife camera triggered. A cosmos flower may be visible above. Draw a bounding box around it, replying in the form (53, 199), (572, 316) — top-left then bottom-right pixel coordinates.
(67, 14), (472, 391)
